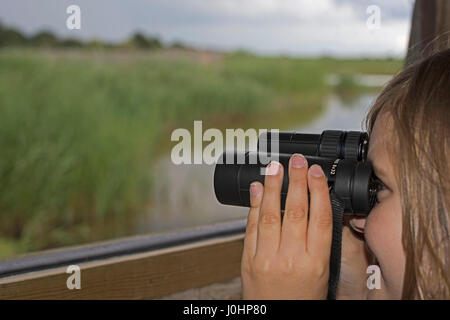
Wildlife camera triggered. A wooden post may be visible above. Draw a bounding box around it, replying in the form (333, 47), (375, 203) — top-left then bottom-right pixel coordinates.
(405, 0), (450, 66)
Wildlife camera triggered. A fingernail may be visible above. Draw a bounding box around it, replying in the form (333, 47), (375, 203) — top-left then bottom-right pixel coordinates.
(250, 183), (260, 196)
(266, 161), (281, 176)
(309, 164), (324, 177)
(291, 154), (306, 168)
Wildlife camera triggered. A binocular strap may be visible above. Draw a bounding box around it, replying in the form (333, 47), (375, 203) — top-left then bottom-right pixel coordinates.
(327, 192), (345, 300)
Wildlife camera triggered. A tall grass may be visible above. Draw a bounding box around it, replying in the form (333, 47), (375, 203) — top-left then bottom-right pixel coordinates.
(0, 49), (402, 258)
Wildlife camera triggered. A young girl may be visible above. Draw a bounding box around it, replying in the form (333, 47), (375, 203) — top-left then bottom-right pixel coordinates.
(241, 48), (450, 299)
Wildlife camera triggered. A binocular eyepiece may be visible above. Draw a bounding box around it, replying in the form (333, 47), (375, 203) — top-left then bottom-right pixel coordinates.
(214, 130), (379, 215)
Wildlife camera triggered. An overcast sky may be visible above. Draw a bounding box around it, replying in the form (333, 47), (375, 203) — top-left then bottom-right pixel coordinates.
(0, 0), (414, 57)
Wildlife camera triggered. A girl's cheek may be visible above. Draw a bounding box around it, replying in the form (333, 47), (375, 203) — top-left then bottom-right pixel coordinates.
(364, 199), (405, 298)
(364, 207), (383, 260)
(365, 196), (402, 261)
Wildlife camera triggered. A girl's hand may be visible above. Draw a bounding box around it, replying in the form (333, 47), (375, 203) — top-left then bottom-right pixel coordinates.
(241, 154), (333, 299)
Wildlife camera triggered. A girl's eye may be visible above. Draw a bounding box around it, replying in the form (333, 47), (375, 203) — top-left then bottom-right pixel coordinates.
(375, 179), (387, 203)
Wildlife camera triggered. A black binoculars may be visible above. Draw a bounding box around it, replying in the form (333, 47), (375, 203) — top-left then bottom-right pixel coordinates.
(214, 130), (380, 215)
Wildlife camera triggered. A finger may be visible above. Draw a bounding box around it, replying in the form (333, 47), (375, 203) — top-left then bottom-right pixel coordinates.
(255, 161), (284, 257)
(280, 154), (309, 255)
(306, 164), (333, 261)
(243, 182), (263, 259)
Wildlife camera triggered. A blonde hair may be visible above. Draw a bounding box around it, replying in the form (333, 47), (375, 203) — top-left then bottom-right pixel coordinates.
(365, 48), (450, 299)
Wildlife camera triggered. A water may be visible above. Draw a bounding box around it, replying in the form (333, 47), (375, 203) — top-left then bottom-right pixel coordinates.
(294, 93), (376, 132)
(135, 93), (377, 234)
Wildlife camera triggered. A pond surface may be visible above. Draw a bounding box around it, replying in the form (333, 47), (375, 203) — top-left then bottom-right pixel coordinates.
(135, 93), (378, 234)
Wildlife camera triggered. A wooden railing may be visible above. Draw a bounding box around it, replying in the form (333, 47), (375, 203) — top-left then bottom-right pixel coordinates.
(0, 220), (246, 299)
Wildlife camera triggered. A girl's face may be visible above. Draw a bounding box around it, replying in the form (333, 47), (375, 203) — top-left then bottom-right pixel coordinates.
(351, 112), (406, 299)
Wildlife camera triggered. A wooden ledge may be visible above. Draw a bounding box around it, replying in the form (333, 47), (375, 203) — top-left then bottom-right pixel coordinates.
(0, 233), (244, 299)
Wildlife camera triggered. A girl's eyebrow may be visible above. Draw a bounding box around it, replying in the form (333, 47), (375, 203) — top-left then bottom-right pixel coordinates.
(372, 162), (390, 182)
(368, 152), (390, 181)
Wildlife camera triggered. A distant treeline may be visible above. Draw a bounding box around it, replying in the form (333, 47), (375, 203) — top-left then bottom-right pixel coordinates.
(0, 21), (186, 50)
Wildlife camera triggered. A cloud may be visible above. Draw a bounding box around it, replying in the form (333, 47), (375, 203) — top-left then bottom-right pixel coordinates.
(0, 0), (413, 57)
(192, 0), (354, 21)
(334, 0), (414, 20)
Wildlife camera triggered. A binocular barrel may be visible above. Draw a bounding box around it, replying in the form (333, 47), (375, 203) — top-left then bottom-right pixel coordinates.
(214, 151), (377, 215)
(258, 130), (369, 162)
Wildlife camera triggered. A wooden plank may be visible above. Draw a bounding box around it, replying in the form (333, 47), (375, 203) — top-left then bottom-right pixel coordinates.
(158, 277), (242, 300)
(0, 219), (247, 278)
(0, 234), (244, 299)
